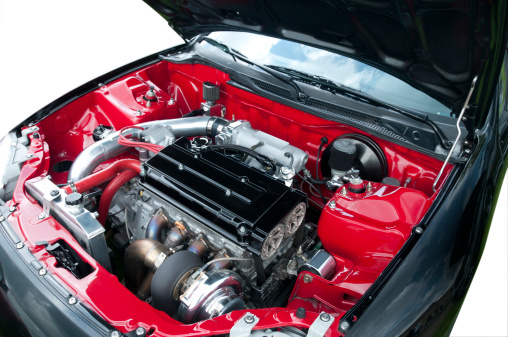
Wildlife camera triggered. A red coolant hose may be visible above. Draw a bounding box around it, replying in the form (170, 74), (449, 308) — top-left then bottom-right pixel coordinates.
(63, 159), (141, 194)
(97, 169), (139, 225)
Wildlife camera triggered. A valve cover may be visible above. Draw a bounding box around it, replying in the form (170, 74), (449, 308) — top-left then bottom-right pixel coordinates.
(141, 138), (306, 258)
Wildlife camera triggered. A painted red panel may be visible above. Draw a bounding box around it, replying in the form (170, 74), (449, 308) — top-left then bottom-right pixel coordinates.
(10, 61), (453, 336)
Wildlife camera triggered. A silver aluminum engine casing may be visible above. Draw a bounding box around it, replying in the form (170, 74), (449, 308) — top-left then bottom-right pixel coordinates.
(215, 121), (308, 173)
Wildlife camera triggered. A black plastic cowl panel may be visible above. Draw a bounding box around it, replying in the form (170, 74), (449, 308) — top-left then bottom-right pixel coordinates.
(140, 138), (305, 256)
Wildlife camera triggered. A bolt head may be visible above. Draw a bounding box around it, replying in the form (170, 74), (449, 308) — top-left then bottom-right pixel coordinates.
(329, 200), (336, 209)
(244, 315), (255, 324)
(50, 189), (60, 197)
(26, 153), (34, 158)
(68, 297), (77, 305)
(303, 275), (313, 283)
(110, 331), (120, 337)
(0, 216), (5, 222)
(340, 321), (350, 331)
(31, 126), (38, 131)
(37, 213), (47, 220)
(415, 227), (424, 234)
(239, 226), (246, 234)
(136, 327), (145, 335)
(38, 268), (47, 276)
(178, 164), (184, 171)
(281, 166), (291, 175)
(15, 242), (24, 249)
(225, 189), (231, 196)
(320, 313), (331, 322)
(9, 206), (16, 212)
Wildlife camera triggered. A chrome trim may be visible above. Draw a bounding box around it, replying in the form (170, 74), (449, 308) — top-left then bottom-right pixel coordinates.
(178, 269), (243, 323)
(297, 249), (336, 280)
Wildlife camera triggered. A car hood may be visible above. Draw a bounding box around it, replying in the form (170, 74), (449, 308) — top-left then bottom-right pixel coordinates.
(144, 0), (502, 111)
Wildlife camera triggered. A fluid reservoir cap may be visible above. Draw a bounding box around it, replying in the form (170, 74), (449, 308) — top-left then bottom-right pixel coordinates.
(203, 82), (220, 102)
(65, 192), (83, 206)
(333, 139), (356, 154)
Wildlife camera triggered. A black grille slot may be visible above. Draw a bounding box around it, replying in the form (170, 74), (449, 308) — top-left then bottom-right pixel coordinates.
(250, 78), (294, 100)
(305, 98), (406, 142)
(305, 98), (382, 124)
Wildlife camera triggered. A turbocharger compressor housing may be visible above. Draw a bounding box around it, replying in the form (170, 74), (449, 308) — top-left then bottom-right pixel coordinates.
(177, 269), (245, 323)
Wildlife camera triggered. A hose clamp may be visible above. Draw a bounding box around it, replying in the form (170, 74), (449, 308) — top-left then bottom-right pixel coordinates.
(153, 251), (168, 271)
(67, 180), (78, 193)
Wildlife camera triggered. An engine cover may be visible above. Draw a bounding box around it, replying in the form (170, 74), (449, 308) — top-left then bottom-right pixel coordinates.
(141, 138), (306, 258)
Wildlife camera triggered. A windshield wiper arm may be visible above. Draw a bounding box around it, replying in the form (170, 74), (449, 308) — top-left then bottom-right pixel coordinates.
(201, 36), (308, 101)
(266, 65), (452, 149)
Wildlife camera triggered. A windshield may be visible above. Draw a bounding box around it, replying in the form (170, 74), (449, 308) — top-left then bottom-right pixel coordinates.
(205, 32), (451, 116)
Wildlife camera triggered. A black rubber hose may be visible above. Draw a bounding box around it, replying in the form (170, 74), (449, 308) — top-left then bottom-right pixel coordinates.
(182, 108), (205, 118)
(207, 144), (276, 169)
(307, 176), (327, 185)
(315, 137), (328, 204)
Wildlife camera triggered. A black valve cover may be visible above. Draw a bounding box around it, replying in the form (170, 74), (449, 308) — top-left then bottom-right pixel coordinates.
(140, 138), (306, 257)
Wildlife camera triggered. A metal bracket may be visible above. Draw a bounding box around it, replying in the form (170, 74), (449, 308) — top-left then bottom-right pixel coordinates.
(308, 312), (335, 337)
(433, 75), (478, 192)
(19, 126), (39, 146)
(230, 312), (260, 337)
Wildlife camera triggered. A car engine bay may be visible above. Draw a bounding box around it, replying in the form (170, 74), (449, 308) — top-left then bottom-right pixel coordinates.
(1, 59), (453, 335)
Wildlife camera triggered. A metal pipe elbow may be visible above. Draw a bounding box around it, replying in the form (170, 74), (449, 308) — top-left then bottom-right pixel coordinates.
(68, 116), (228, 182)
(124, 239), (169, 293)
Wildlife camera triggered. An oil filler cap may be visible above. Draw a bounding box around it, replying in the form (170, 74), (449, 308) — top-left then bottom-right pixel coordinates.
(65, 192), (83, 206)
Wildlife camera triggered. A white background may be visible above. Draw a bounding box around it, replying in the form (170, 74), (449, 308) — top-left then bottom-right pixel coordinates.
(0, 1), (506, 336)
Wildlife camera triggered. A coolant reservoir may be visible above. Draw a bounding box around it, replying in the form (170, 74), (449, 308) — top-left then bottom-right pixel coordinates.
(317, 181), (432, 272)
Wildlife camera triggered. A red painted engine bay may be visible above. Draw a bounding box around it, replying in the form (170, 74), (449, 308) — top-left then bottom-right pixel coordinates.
(6, 61), (452, 336)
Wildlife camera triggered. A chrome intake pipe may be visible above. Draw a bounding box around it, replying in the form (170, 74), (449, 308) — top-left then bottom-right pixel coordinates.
(68, 116), (228, 182)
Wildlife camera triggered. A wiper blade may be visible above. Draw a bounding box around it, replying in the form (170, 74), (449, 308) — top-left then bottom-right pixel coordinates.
(201, 36), (308, 101)
(266, 65), (452, 149)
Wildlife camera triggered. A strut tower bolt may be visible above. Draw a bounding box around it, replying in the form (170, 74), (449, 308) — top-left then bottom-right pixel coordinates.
(39, 269), (47, 276)
(320, 313), (331, 322)
(244, 315), (255, 324)
(303, 275), (313, 283)
(15, 242), (24, 249)
(136, 327), (146, 335)
(341, 187), (348, 196)
(340, 321), (350, 331)
(68, 297), (77, 305)
(329, 200), (336, 209)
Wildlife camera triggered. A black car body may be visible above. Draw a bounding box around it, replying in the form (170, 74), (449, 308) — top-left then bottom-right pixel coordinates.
(0, 1), (507, 336)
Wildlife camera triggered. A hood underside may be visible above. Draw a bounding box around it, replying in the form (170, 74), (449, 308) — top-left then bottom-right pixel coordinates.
(144, 0), (496, 109)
